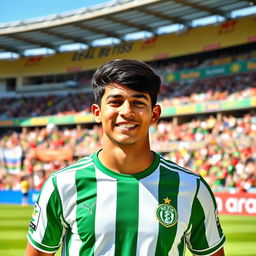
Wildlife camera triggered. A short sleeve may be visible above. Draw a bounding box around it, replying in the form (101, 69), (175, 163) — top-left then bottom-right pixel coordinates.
(185, 177), (226, 256)
(27, 175), (66, 253)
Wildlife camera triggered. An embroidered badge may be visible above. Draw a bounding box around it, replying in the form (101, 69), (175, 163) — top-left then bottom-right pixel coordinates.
(29, 203), (41, 231)
(156, 197), (178, 228)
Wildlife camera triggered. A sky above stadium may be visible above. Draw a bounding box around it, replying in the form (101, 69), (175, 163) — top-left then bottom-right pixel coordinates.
(1, 1), (256, 24)
(0, 0), (110, 23)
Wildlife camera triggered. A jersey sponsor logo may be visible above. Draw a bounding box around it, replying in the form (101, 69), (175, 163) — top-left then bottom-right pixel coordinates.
(156, 197), (178, 228)
(79, 202), (96, 215)
(29, 203), (41, 231)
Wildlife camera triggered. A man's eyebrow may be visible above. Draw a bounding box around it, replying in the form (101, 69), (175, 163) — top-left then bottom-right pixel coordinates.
(132, 94), (149, 101)
(106, 94), (149, 101)
(106, 94), (122, 100)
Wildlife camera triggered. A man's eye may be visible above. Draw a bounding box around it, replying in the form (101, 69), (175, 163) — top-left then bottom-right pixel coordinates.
(109, 100), (122, 105)
(134, 101), (145, 106)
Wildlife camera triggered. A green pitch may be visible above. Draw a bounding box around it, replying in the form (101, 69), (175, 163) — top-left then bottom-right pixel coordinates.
(0, 205), (255, 256)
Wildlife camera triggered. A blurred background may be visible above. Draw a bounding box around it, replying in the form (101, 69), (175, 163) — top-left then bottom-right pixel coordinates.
(0, 0), (255, 255)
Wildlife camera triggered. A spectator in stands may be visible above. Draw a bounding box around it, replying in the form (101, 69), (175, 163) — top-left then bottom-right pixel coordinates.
(20, 175), (30, 206)
(1, 71), (255, 119)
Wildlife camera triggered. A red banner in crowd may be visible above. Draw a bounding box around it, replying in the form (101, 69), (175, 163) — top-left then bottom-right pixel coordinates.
(215, 192), (256, 216)
(32, 148), (74, 162)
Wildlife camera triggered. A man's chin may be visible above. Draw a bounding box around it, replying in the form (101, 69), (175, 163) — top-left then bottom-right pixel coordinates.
(115, 140), (136, 146)
(112, 136), (137, 146)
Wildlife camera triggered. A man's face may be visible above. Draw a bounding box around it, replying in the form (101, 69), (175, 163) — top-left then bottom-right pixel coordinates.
(92, 83), (161, 147)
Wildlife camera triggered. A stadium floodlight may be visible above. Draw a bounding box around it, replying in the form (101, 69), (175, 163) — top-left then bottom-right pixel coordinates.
(231, 6), (256, 18)
(59, 43), (88, 52)
(0, 52), (19, 60)
(91, 37), (121, 47)
(124, 31), (153, 41)
(191, 15), (225, 28)
(157, 24), (182, 35)
(23, 48), (55, 56)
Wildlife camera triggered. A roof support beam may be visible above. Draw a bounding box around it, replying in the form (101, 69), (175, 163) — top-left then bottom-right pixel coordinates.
(7, 34), (57, 51)
(106, 16), (155, 34)
(43, 29), (89, 46)
(0, 44), (21, 55)
(136, 7), (190, 27)
(73, 23), (121, 41)
(171, 0), (228, 18)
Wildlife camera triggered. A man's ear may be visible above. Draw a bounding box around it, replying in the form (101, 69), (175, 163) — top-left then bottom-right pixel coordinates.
(151, 105), (161, 125)
(91, 104), (102, 123)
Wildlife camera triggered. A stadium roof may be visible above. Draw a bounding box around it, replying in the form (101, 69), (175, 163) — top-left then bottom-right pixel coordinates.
(0, 0), (255, 58)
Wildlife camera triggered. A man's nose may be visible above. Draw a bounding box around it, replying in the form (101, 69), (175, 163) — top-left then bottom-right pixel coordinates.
(120, 101), (135, 117)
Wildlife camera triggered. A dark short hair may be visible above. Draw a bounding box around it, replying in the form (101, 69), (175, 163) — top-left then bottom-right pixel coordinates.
(92, 59), (161, 106)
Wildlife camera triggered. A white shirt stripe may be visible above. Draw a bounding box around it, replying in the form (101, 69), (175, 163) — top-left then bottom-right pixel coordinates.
(136, 167), (160, 256)
(57, 163), (93, 224)
(168, 170), (197, 256)
(197, 181), (220, 246)
(32, 178), (54, 245)
(56, 165), (93, 256)
(94, 167), (117, 256)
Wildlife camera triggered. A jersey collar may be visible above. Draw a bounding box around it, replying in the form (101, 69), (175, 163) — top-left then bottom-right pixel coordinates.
(92, 150), (160, 180)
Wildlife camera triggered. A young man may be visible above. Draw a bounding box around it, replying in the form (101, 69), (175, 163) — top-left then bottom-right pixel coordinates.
(25, 59), (225, 256)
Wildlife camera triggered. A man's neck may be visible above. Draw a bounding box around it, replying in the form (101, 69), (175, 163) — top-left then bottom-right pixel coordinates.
(98, 143), (155, 175)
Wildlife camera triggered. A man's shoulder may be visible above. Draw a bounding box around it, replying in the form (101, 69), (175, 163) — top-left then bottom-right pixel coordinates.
(158, 155), (199, 178)
(51, 155), (94, 178)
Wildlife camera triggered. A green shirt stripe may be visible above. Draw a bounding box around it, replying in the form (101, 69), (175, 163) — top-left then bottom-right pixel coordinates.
(155, 164), (180, 255)
(41, 176), (64, 246)
(177, 237), (186, 256)
(114, 179), (139, 256)
(28, 233), (59, 252)
(189, 196), (209, 251)
(200, 176), (224, 238)
(75, 164), (97, 255)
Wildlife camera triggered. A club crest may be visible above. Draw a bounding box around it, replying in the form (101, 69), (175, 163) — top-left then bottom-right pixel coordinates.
(156, 197), (178, 228)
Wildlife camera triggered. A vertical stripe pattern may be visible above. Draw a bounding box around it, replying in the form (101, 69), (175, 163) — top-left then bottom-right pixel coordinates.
(32, 178), (54, 243)
(27, 153), (225, 256)
(197, 180), (221, 245)
(75, 161), (97, 255)
(136, 167), (160, 256)
(155, 163), (180, 255)
(168, 168), (197, 255)
(94, 167), (117, 256)
(56, 163), (91, 256)
(114, 179), (139, 256)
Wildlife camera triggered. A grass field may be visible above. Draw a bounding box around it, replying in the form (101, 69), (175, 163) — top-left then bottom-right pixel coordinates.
(0, 204), (255, 256)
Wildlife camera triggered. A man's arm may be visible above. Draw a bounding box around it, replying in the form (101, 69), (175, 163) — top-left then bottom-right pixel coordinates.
(210, 247), (225, 256)
(25, 242), (55, 256)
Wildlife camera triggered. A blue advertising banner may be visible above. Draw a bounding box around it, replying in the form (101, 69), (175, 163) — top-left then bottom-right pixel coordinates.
(0, 190), (39, 205)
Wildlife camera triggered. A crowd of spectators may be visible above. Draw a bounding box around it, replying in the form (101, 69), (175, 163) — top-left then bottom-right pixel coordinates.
(0, 45), (255, 194)
(152, 113), (256, 193)
(1, 43), (255, 119)
(0, 92), (94, 118)
(0, 112), (255, 193)
(150, 42), (256, 73)
(1, 71), (256, 119)
(159, 72), (256, 108)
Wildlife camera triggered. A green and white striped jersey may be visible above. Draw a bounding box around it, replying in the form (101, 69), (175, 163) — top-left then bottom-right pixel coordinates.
(28, 151), (225, 256)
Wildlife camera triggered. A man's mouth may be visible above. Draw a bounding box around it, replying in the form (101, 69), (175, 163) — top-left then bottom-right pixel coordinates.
(116, 123), (138, 130)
